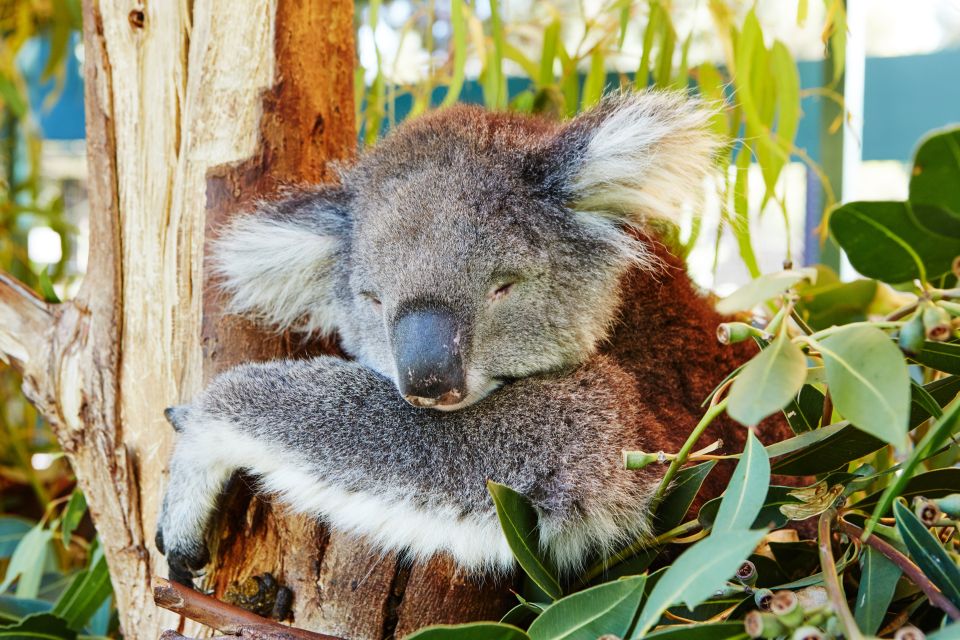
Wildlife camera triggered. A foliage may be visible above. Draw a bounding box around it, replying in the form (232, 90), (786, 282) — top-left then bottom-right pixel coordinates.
(407, 126), (960, 637)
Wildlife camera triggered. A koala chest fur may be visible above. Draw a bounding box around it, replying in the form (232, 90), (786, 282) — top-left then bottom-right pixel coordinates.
(156, 91), (789, 587)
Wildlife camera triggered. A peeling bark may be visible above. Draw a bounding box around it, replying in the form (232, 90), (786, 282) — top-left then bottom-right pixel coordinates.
(0, 1), (513, 638)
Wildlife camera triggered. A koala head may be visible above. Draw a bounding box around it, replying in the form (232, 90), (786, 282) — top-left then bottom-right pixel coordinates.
(213, 91), (719, 410)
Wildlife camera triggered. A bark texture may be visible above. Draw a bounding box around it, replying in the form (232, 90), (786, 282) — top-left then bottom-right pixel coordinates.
(0, 1), (511, 638)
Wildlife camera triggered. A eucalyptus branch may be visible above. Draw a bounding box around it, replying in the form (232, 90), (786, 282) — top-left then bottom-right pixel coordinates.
(153, 578), (342, 640)
(838, 519), (960, 621)
(818, 508), (864, 640)
(652, 397), (730, 503)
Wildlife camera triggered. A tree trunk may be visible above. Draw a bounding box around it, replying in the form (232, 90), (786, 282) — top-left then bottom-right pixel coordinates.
(0, 2), (512, 638)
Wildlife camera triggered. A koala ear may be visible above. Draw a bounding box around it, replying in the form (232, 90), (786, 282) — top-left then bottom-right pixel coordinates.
(550, 90), (722, 229)
(210, 186), (351, 335)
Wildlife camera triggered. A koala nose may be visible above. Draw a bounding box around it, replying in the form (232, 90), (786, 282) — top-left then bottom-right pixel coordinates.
(392, 305), (467, 408)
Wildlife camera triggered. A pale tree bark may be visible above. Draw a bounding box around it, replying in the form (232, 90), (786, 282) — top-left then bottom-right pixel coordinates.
(0, 1), (512, 638)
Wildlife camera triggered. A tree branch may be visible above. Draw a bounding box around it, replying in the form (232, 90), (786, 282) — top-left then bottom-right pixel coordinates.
(153, 578), (344, 640)
(0, 272), (55, 374)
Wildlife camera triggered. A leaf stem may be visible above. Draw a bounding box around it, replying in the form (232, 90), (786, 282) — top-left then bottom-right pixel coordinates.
(818, 508), (864, 640)
(839, 518), (960, 621)
(653, 397), (730, 504)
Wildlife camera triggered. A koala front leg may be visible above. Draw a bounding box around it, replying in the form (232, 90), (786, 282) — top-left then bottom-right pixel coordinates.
(158, 354), (663, 579)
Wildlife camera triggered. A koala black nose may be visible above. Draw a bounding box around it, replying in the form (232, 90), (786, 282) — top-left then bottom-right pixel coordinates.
(392, 305), (466, 408)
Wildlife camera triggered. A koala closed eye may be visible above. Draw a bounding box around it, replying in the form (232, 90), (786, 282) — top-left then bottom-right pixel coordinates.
(158, 90), (795, 584)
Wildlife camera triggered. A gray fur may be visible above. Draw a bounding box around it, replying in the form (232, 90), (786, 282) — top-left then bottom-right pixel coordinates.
(157, 91), (720, 581)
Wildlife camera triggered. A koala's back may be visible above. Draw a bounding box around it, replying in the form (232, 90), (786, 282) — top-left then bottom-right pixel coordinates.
(603, 237), (794, 507)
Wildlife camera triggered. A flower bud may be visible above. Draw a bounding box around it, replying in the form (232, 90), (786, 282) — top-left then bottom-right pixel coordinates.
(934, 493), (960, 518)
(924, 304), (952, 341)
(914, 497), (942, 526)
(894, 625), (926, 640)
(791, 626), (825, 640)
(753, 588), (774, 611)
(622, 450), (660, 470)
(898, 310), (926, 355)
(718, 322), (761, 345)
(938, 300), (960, 318)
(736, 560), (758, 586)
(745, 611), (787, 639)
(770, 590), (803, 628)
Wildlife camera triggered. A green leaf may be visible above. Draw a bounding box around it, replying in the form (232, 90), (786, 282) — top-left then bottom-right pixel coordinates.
(829, 201), (960, 283)
(912, 341), (960, 374)
(60, 491), (86, 549)
(527, 576), (646, 640)
(0, 524), (52, 599)
(861, 396), (960, 534)
(439, 0), (467, 107)
(385, 622), (529, 640)
(716, 268), (817, 315)
(771, 41), (800, 156)
(538, 21), (561, 86)
(580, 49), (606, 109)
(0, 76), (27, 119)
(730, 148), (760, 279)
(713, 432), (770, 532)
(0, 518), (34, 560)
(487, 481), (562, 600)
(910, 127), (960, 216)
(783, 385), (824, 434)
(0, 613), (76, 640)
(631, 529), (767, 638)
(655, 461), (716, 535)
(894, 500), (960, 609)
(52, 555), (111, 632)
(818, 326), (910, 451)
(796, 273), (878, 331)
(646, 622), (748, 639)
(854, 546), (901, 635)
(699, 486), (796, 531)
(728, 332), (808, 426)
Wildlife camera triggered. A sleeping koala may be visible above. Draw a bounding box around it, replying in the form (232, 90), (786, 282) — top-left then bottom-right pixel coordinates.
(156, 91), (779, 587)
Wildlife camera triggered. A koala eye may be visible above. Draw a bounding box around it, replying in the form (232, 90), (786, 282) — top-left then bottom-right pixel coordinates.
(361, 292), (382, 310)
(486, 281), (516, 303)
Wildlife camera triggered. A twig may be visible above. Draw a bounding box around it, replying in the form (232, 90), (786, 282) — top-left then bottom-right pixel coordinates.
(818, 509), (864, 640)
(153, 577), (343, 640)
(653, 397), (730, 503)
(838, 520), (960, 621)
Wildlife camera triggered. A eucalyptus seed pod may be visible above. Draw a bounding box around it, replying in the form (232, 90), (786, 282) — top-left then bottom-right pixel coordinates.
(736, 560), (758, 586)
(914, 497), (943, 526)
(898, 310), (927, 355)
(596, 635), (622, 640)
(923, 304), (952, 341)
(791, 626), (826, 640)
(718, 322), (760, 345)
(795, 585), (829, 612)
(938, 299), (960, 318)
(894, 625), (926, 640)
(745, 611), (787, 639)
(934, 493), (960, 518)
(622, 450), (660, 470)
(770, 590), (804, 628)
(753, 588), (774, 611)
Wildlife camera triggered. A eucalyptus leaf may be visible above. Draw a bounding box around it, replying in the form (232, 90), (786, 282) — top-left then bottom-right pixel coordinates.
(645, 622), (748, 639)
(630, 529), (767, 638)
(655, 461), (716, 535)
(488, 481), (563, 600)
(0, 518), (34, 559)
(854, 469), (960, 512)
(0, 613), (76, 640)
(783, 385), (824, 434)
(0, 524), (52, 598)
(894, 500), (960, 609)
(854, 546), (901, 635)
(699, 486), (797, 531)
(716, 268), (816, 316)
(910, 127), (960, 216)
(829, 201), (960, 283)
(405, 622), (530, 640)
(713, 431), (770, 532)
(818, 325), (910, 451)
(728, 332), (808, 426)
(527, 576), (646, 640)
(911, 341), (960, 374)
(52, 555), (112, 632)
(60, 491), (86, 549)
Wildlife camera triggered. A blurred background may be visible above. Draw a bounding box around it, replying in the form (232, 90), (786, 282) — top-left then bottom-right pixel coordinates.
(0, 0), (958, 633)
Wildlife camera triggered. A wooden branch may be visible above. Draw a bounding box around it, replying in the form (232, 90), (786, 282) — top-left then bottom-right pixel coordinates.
(153, 578), (343, 640)
(839, 519), (960, 621)
(0, 272), (54, 375)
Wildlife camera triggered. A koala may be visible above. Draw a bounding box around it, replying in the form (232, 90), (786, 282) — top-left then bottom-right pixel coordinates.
(156, 91), (785, 588)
